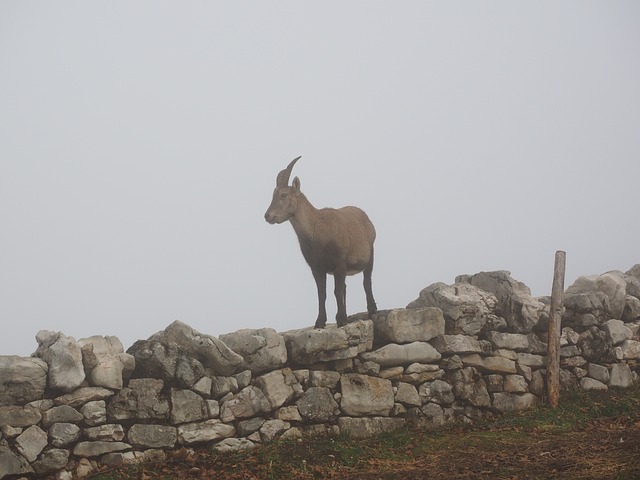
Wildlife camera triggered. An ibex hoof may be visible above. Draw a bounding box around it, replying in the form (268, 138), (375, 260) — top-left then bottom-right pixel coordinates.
(314, 321), (326, 329)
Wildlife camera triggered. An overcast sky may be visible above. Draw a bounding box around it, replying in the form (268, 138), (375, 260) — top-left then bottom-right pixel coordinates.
(1, 1), (639, 356)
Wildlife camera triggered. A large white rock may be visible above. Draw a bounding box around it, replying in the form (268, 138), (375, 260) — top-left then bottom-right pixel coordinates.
(33, 331), (85, 392)
(602, 320), (633, 346)
(282, 320), (374, 365)
(0, 445), (33, 477)
(254, 368), (302, 410)
(431, 335), (483, 355)
(485, 332), (529, 351)
(566, 271), (628, 320)
(372, 308), (445, 344)
(15, 425), (48, 462)
(78, 335), (135, 390)
(296, 387), (340, 422)
(456, 271), (544, 333)
(177, 419), (236, 445)
(0, 356), (48, 406)
(149, 320), (243, 376)
(460, 354), (517, 374)
(408, 282), (498, 335)
(219, 328), (287, 374)
(340, 374), (394, 417)
(609, 363), (633, 388)
(219, 386), (271, 423)
(360, 341), (441, 367)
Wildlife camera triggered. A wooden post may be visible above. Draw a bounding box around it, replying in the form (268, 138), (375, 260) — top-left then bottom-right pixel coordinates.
(547, 250), (566, 408)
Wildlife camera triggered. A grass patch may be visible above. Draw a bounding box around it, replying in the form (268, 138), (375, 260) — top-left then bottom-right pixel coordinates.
(89, 383), (640, 480)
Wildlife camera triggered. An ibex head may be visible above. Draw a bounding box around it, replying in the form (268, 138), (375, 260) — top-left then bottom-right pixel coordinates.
(264, 156), (302, 225)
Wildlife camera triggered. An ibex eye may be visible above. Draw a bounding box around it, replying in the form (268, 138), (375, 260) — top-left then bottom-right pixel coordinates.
(280, 192), (288, 199)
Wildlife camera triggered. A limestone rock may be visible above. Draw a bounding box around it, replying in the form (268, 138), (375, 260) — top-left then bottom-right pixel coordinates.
(618, 340), (640, 359)
(84, 424), (125, 442)
(394, 382), (421, 407)
(73, 441), (132, 457)
(148, 320), (243, 376)
(254, 368), (302, 410)
(566, 271), (627, 320)
(460, 354), (517, 374)
(587, 363), (610, 384)
(236, 417), (265, 436)
(485, 332), (529, 351)
(219, 328), (287, 374)
(276, 405), (302, 422)
(360, 341), (441, 367)
(33, 330), (85, 392)
(78, 335), (135, 390)
(55, 387), (114, 408)
(456, 271), (544, 333)
(296, 387), (340, 422)
(418, 380), (455, 405)
(15, 425), (48, 462)
(219, 386), (271, 423)
(213, 437), (256, 452)
(49, 422), (81, 447)
(563, 292), (610, 326)
(517, 352), (546, 368)
(622, 295), (640, 321)
(578, 327), (614, 363)
(504, 375), (528, 393)
(211, 375), (239, 399)
(309, 370), (341, 389)
(41, 405), (84, 428)
(372, 308), (445, 344)
(408, 282), (498, 335)
(449, 367), (491, 407)
(0, 445), (33, 477)
(602, 319), (633, 345)
(337, 417), (405, 440)
(177, 419), (236, 445)
(283, 320), (374, 365)
(0, 405), (42, 427)
(81, 400), (107, 426)
(580, 377), (608, 391)
(491, 393), (539, 412)
(127, 339), (205, 389)
(260, 419), (289, 442)
(0, 355), (48, 406)
(170, 389), (208, 425)
(107, 378), (169, 422)
(32, 448), (70, 475)
(431, 335), (482, 355)
(609, 363), (633, 388)
(340, 374), (394, 417)
(127, 424), (177, 449)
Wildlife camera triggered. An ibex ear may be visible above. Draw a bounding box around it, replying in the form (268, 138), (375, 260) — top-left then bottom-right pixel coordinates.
(292, 176), (301, 192)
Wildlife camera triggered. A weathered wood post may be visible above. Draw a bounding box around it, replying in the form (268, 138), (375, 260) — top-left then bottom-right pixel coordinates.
(547, 250), (566, 408)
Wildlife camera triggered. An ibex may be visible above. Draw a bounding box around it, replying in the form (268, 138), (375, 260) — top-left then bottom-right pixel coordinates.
(264, 156), (378, 328)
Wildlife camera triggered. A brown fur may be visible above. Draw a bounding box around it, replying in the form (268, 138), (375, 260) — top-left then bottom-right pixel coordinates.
(264, 157), (377, 328)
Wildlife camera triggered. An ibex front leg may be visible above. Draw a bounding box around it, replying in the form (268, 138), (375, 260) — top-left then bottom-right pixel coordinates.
(334, 265), (348, 327)
(313, 269), (328, 329)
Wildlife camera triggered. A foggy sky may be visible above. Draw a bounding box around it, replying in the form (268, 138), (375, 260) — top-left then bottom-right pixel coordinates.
(1, 1), (639, 356)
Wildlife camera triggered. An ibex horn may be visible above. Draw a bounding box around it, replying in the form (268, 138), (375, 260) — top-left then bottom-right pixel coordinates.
(276, 156), (302, 187)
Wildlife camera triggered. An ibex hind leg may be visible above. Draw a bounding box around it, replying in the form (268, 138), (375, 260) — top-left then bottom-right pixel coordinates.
(364, 257), (377, 316)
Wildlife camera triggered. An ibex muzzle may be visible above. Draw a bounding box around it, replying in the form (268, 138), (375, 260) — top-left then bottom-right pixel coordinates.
(264, 156), (377, 328)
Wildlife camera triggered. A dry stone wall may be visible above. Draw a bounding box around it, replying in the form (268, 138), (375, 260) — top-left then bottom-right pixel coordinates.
(1, 266), (640, 479)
